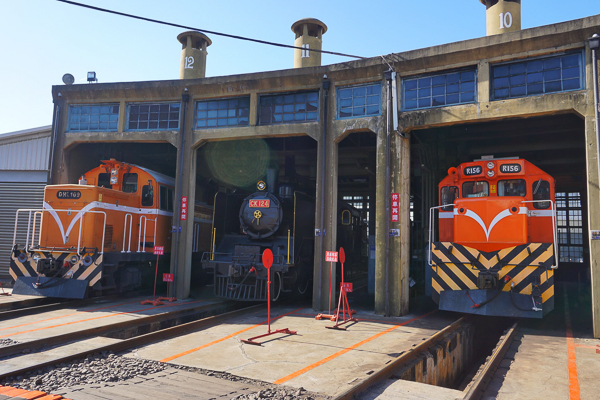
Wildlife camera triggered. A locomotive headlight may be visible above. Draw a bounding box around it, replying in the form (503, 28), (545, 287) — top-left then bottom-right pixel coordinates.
(487, 161), (495, 169)
(111, 168), (118, 176)
(32, 254), (40, 262)
(487, 170), (495, 178)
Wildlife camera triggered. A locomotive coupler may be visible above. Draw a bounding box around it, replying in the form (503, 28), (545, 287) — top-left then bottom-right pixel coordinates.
(477, 271), (499, 289)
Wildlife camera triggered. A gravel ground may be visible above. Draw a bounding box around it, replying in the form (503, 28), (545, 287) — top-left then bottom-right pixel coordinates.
(2, 351), (329, 400)
(0, 338), (19, 347)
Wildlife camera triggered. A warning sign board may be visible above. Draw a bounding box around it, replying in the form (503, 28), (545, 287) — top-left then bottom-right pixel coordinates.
(180, 196), (188, 221)
(325, 251), (338, 262)
(391, 193), (399, 222)
(153, 246), (165, 255)
(163, 273), (174, 282)
(341, 282), (353, 292)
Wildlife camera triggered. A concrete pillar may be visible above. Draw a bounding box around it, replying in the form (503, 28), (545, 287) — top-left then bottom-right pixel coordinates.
(479, 0), (521, 36)
(171, 93), (196, 299)
(389, 133), (411, 316)
(374, 124), (388, 314)
(313, 82), (338, 311)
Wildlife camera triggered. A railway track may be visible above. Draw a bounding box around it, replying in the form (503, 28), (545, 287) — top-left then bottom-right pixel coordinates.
(333, 317), (518, 400)
(0, 300), (257, 380)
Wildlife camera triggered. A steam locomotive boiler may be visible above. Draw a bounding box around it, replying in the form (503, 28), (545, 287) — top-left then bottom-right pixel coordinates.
(202, 179), (315, 301)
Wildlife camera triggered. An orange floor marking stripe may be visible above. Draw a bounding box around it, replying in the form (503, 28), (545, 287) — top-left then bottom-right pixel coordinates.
(573, 344), (600, 350)
(273, 310), (438, 385)
(564, 291), (580, 400)
(160, 307), (304, 363)
(0, 300), (141, 332)
(0, 300), (207, 339)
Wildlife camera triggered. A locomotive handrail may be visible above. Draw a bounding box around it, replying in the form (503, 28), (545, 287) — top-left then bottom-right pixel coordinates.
(201, 251), (286, 266)
(521, 199), (558, 269)
(428, 204), (455, 266)
(13, 208), (107, 255)
(137, 215), (157, 253)
(122, 213), (133, 253)
(32, 211), (43, 248)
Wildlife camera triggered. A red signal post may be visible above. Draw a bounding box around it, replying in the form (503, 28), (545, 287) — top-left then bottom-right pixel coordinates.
(327, 247), (357, 330)
(242, 249), (297, 346)
(141, 246), (165, 306)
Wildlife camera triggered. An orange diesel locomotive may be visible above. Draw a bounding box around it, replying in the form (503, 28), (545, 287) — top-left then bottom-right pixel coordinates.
(10, 160), (210, 298)
(429, 157), (557, 318)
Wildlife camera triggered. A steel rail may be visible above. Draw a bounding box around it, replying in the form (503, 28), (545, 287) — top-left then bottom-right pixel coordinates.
(0, 304), (263, 380)
(0, 300), (240, 358)
(461, 321), (518, 400)
(0, 291), (150, 320)
(333, 316), (468, 400)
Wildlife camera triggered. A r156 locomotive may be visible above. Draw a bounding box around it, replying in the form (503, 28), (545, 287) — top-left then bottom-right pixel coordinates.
(429, 157), (556, 318)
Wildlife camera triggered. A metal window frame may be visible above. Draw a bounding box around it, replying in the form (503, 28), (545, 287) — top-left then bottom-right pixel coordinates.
(490, 50), (586, 101)
(258, 90), (320, 126)
(401, 67), (478, 111)
(66, 103), (120, 132)
(556, 191), (584, 263)
(194, 96), (251, 130)
(335, 82), (383, 120)
(125, 101), (181, 132)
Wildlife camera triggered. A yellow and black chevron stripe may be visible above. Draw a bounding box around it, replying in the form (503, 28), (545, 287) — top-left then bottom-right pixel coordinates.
(431, 242), (554, 307)
(10, 250), (103, 287)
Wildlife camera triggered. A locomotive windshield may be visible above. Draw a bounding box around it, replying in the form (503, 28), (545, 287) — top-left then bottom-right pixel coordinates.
(532, 179), (551, 209)
(462, 181), (488, 198)
(441, 186), (458, 211)
(498, 179), (526, 197)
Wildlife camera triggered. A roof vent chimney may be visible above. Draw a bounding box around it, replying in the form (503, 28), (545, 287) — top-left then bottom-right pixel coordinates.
(291, 18), (327, 68)
(177, 31), (212, 79)
(479, 0), (521, 36)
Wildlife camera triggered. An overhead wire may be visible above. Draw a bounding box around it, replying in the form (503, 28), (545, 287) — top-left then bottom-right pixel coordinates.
(56, 0), (366, 60)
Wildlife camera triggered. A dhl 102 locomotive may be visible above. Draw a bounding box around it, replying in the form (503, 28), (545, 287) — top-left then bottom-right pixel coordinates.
(429, 157), (557, 318)
(10, 159), (211, 298)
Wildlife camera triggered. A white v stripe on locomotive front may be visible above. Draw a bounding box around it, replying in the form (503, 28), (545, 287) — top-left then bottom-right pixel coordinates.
(454, 207), (528, 241)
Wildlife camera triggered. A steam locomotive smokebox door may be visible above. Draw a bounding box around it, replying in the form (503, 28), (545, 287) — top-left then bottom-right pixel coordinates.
(12, 277), (89, 299)
(239, 192), (282, 239)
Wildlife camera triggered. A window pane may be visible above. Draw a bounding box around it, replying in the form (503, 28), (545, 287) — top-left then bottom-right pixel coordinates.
(336, 84), (381, 119)
(68, 104), (119, 132)
(492, 51), (583, 100)
(196, 96), (251, 129)
(402, 69), (476, 110)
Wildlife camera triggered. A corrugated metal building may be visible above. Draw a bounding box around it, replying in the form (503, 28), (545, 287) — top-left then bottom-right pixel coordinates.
(0, 126), (52, 279)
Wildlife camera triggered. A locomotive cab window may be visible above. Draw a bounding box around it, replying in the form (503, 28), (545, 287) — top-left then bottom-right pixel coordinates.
(97, 173), (112, 189)
(441, 186), (458, 211)
(532, 179), (551, 209)
(462, 181), (488, 198)
(498, 179), (526, 197)
(141, 183), (153, 207)
(160, 185), (174, 211)
(341, 209), (352, 225)
(122, 173), (138, 193)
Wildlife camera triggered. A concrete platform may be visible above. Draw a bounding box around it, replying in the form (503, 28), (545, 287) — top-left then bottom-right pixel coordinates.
(482, 283), (600, 400)
(0, 295), (221, 343)
(128, 306), (458, 397)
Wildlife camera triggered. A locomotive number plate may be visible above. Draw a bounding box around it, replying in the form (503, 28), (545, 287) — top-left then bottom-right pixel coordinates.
(57, 190), (82, 199)
(249, 199), (270, 208)
(464, 166), (482, 176)
(500, 164), (522, 173)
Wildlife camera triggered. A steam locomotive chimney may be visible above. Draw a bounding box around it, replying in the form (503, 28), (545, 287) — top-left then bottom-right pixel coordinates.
(178, 31), (212, 79)
(479, 0), (521, 36)
(266, 168), (278, 194)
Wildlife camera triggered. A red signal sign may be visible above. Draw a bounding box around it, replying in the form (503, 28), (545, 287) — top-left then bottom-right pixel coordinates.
(325, 251), (338, 262)
(163, 273), (174, 282)
(153, 246), (164, 255)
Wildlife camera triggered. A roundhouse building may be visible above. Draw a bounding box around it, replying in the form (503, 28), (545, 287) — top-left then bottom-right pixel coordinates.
(46, 9), (600, 336)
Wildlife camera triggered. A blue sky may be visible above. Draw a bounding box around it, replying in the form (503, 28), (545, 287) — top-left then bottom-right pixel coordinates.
(0, 0), (598, 134)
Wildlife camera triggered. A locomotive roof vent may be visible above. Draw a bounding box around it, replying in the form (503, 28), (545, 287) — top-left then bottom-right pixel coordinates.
(478, 0), (521, 36)
(178, 31), (212, 79)
(291, 18), (327, 68)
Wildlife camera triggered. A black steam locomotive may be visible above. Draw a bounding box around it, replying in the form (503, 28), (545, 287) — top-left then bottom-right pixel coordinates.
(202, 178), (315, 301)
(202, 178), (366, 301)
